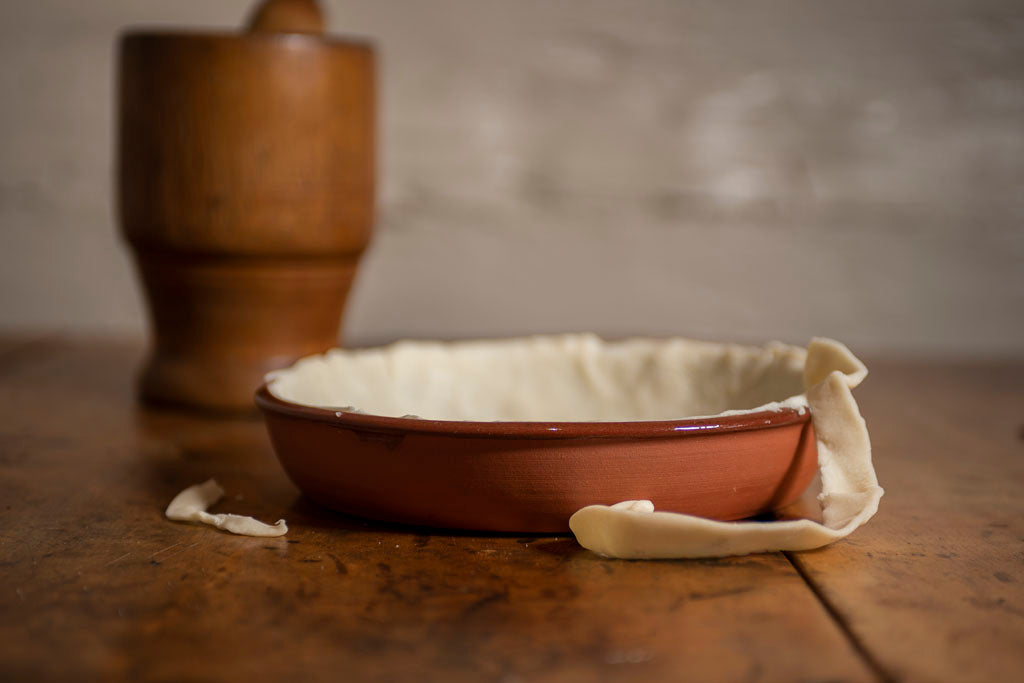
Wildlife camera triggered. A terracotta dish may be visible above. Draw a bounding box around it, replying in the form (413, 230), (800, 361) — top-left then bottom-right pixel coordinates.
(256, 335), (818, 532)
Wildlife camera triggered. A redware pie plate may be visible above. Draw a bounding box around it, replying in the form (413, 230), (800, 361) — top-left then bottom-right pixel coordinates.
(255, 334), (818, 533)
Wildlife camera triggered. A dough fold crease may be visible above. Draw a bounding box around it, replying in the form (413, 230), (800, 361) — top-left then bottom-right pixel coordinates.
(568, 338), (883, 559)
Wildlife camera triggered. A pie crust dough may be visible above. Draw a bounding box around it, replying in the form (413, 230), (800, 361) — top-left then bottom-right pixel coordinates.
(165, 479), (288, 537)
(268, 334), (810, 422)
(268, 334), (881, 557)
(569, 338), (883, 558)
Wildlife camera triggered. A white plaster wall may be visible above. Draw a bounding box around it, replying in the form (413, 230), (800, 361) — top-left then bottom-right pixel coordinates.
(1, 0), (1021, 356)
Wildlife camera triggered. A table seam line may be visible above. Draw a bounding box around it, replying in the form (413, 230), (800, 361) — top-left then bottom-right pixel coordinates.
(784, 550), (896, 683)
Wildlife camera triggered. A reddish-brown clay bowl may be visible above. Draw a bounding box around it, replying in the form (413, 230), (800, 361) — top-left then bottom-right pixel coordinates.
(256, 387), (817, 533)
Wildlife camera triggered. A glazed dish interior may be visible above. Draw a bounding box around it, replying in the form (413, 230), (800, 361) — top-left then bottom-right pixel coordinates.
(267, 335), (809, 423)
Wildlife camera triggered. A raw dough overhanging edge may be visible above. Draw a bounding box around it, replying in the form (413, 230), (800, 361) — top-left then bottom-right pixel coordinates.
(568, 337), (883, 559)
(165, 479), (288, 538)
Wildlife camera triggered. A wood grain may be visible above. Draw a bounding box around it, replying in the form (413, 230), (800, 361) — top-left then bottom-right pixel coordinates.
(788, 360), (1024, 683)
(0, 340), (873, 682)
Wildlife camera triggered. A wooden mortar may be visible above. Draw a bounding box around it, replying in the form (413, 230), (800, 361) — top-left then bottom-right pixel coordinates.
(117, 0), (374, 411)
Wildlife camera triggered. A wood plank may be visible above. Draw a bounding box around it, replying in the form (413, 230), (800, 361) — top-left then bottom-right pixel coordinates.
(0, 340), (874, 682)
(0, 334), (56, 368)
(789, 359), (1024, 683)
(0, 337), (30, 357)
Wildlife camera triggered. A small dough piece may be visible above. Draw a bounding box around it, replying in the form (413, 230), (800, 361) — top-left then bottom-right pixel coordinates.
(569, 338), (883, 559)
(165, 479), (288, 537)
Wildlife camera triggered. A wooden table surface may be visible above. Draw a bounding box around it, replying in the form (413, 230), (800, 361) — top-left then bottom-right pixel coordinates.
(1, 337), (1022, 682)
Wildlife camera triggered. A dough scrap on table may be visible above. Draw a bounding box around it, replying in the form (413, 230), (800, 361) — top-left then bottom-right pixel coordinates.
(165, 478), (288, 537)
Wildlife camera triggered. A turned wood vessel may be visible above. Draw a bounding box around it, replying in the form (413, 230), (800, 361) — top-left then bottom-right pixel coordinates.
(117, 0), (374, 411)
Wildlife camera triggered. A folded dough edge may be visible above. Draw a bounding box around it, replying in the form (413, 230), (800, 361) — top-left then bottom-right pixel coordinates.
(568, 337), (883, 559)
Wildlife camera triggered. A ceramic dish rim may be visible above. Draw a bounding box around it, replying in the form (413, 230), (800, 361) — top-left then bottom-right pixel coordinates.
(255, 385), (810, 440)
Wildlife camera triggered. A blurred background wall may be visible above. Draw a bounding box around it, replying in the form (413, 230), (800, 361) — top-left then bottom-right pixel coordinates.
(1, 0), (1021, 356)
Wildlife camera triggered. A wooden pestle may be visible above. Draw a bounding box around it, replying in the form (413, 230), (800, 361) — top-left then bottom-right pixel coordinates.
(117, 0), (375, 411)
(247, 0), (325, 34)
